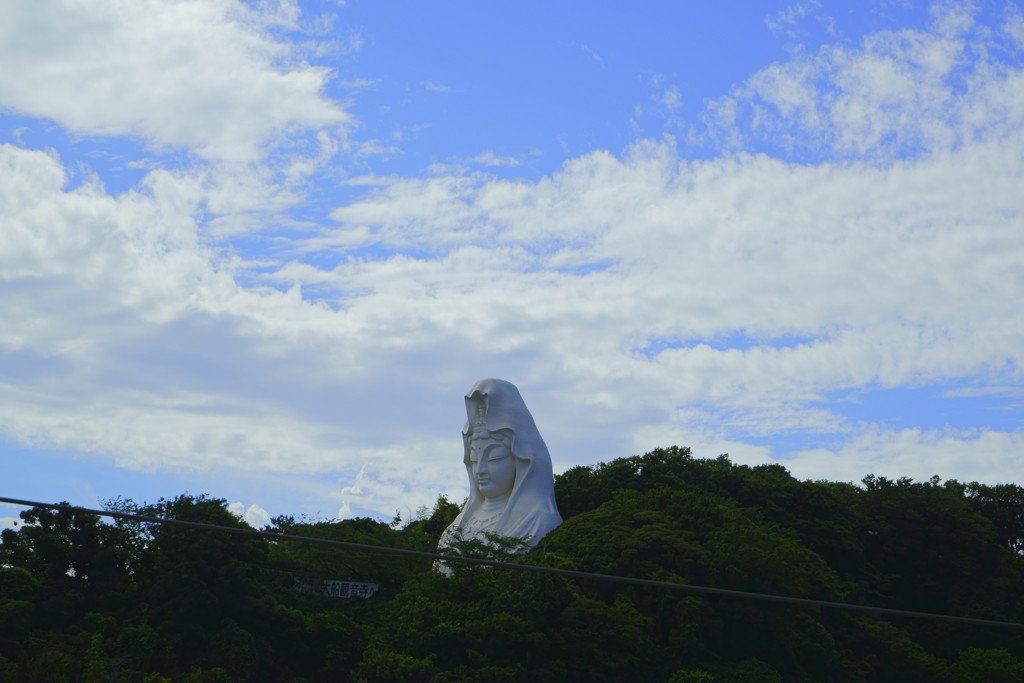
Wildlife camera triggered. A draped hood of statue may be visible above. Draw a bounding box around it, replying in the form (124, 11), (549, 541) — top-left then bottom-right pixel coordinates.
(437, 379), (562, 554)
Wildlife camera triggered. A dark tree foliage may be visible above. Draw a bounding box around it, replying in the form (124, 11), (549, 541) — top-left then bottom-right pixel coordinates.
(1, 449), (1023, 681)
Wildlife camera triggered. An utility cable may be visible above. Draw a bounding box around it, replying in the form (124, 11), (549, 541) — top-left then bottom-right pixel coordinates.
(2, 495), (1022, 630)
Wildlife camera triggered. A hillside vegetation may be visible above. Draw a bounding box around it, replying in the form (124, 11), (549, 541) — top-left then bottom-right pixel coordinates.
(2, 447), (1023, 681)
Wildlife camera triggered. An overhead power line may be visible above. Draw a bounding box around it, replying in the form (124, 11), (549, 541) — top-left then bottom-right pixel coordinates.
(2, 495), (1022, 631)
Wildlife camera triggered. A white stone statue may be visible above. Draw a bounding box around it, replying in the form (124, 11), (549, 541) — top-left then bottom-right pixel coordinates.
(437, 379), (562, 555)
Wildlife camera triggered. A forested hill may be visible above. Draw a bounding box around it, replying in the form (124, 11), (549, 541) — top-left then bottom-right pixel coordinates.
(2, 447), (1023, 682)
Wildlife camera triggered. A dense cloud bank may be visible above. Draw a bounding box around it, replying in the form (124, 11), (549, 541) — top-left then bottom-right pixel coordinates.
(1, 2), (1023, 519)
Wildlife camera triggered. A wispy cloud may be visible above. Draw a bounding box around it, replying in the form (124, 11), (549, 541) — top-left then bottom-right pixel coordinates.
(571, 42), (604, 65)
(943, 386), (1024, 399)
(707, 5), (1024, 159)
(765, 1), (824, 36)
(470, 151), (521, 167)
(656, 85), (683, 110)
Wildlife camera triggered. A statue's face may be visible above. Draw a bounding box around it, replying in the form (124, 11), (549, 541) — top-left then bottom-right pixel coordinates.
(470, 438), (516, 499)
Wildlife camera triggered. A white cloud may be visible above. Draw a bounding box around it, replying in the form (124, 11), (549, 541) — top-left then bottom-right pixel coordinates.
(0, 146), (325, 465)
(784, 427), (1024, 486)
(657, 85), (683, 111)
(282, 6), (1024, 492)
(247, 503), (272, 529)
(470, 151), (521, 167)
(3, 2), (1024, 521)
(765, 1), (822, 35)
(571, 42), (604, 65)
(227, 501), (269, 528)
(313, 135), (1024, 403)
(709, 4), (1024, 158)
(0, 143), (479, 519)
(278, 115), (1024, 488)
(943, 386), (1024, 399)
(1007, 5), (1024, 47)
(0, 0), (348, 163)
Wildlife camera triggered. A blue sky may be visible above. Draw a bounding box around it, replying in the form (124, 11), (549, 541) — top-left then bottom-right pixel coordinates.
(3, 0), (1024, 529)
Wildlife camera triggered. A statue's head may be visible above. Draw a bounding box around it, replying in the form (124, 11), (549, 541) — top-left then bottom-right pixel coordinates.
(468, 426), (515, 499)
(443, 378), (561, 548)
(463, 380), (536, 504)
